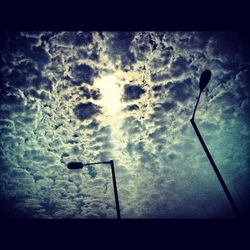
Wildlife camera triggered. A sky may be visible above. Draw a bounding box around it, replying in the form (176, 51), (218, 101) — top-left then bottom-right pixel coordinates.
(0, 31), (250, 218)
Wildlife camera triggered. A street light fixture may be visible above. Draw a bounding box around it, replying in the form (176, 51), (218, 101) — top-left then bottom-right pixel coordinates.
(190, 70), (240, 218)
(67, 160), (121, 219)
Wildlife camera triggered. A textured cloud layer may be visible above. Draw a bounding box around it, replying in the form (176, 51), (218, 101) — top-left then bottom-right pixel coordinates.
(0, 31), (250, 218)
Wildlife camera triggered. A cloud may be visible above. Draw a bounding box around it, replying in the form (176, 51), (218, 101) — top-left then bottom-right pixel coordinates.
(87, 165), (97, 178)
(106, 32), (135, 69)
(151, 72), (171, 82)
(126, 104), (139, 111)
(170, 56), (189, 77)
(210, 32), (240, 60)
(123, 84), (146, 101)
(161, 101), (177, 112)
(151, 47), (173, 68)
(73, 102), (101, 121)
(168, 78), (193, 103)
(69, 64), (96, 85)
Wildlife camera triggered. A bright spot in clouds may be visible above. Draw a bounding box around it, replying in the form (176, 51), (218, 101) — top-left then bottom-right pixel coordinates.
(94, 75), (122, 116)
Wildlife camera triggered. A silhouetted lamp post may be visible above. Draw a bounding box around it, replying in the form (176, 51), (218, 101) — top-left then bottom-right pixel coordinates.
(190, 70), (240, 218)
(67, 160), (121, 219)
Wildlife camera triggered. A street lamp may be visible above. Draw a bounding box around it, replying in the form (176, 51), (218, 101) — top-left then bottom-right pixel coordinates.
(67, 160), (121, 219)
(190, 70), (240, 218)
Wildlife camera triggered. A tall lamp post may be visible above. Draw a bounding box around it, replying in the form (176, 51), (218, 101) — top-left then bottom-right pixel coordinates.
(67, 160), (121, 219)
(190, 70), (240, 218)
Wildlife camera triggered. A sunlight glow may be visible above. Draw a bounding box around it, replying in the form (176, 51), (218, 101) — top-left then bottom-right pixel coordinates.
(94, 75), (122, 116)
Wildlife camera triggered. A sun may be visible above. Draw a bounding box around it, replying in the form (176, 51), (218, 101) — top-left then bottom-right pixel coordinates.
(94, 75), (122, 116)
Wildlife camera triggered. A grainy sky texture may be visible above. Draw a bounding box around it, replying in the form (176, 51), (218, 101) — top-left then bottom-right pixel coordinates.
(0, 31), (250, 218)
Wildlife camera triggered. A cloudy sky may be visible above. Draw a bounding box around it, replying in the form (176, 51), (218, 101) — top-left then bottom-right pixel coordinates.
(0, 31), (249, 218)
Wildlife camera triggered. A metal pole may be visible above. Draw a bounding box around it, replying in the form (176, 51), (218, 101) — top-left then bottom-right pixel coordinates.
(190, 118), (240, 218)
(110, 160), (121, 219)
(192, 90), (202, 120)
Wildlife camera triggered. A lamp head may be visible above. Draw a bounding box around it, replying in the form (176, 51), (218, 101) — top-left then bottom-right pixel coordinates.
(67, 162), (83, 169)
(199, 70), (212, 91)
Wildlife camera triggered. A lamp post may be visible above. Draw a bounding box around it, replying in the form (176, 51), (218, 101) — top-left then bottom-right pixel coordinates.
(190, 70), (240, 218)
(67, 160), (121, 219)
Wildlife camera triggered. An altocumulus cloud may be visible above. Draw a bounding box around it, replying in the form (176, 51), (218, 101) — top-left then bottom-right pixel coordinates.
(0, 31), (250, 218)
